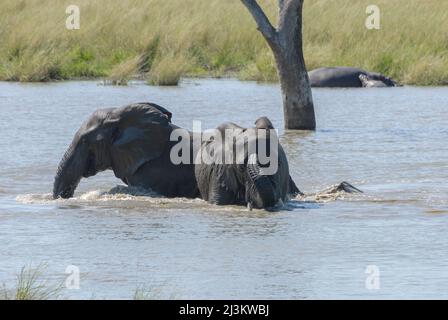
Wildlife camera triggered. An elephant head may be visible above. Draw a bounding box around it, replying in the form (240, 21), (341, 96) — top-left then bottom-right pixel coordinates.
(195, 117), (295, 209)
(53, 103), (173, 199)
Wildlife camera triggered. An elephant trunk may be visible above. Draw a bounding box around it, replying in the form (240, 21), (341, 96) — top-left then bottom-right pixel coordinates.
(53, 142), (87, 199)
(246, 154), (277, 209)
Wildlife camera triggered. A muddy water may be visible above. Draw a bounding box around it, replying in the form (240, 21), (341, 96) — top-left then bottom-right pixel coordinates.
(0, 79), (447, 299)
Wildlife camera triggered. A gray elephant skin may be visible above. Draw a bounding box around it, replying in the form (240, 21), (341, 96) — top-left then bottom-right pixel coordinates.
(53, 103), (198, 200)
(53, 103), (299, 209)
(309, 67), (397, 88)
(195, 117), (300, 209)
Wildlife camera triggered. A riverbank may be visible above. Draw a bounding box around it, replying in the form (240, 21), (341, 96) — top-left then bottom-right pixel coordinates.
(1, 0), (447, 85)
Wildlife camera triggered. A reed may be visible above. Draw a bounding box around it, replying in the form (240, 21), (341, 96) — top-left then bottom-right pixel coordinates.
(1, 265), (62, 300)
(1, 265), (174, 300)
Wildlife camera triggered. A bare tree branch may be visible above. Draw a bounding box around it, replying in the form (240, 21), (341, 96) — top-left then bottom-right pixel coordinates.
(241, 0), (278, 46)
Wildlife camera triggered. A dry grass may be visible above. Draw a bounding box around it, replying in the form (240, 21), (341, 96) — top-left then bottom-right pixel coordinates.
(148, 54), (188, 86)
(106, 56), (140, 85)
(133, 285), (176, 300)
(0, 0), (447, 85)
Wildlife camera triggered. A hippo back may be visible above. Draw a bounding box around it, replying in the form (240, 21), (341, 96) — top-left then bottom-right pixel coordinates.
(309, 67), (367, 87)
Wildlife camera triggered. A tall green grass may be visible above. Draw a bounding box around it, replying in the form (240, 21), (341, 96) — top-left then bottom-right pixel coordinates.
(0, 0), (447, 85)
(1, 265), (175, 300)
(1, 265), (62, 300)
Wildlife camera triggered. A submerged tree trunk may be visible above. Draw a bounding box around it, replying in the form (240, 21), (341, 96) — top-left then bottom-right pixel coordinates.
(241, 0), (316, 130)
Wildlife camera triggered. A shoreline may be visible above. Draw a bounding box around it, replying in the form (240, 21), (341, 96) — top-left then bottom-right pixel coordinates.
(1, 73), (447, 87)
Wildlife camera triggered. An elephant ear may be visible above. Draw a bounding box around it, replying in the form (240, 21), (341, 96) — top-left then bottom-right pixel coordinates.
(109, 103), (173, 180)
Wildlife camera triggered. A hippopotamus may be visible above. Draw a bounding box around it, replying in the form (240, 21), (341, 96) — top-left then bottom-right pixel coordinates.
(309, 67), (397, 88)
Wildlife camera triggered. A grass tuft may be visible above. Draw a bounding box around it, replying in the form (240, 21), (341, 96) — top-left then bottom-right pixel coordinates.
(133, 285), (177, 300)
(1, 265), (176, 300)
(1, 264), (62, 300)
(106, 56), (140, 85)
(148, 54), (187, 86)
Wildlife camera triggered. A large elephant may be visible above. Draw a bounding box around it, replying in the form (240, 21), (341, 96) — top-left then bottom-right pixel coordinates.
(53, 103), (300, 209)
(53, 103), (199, 199)
(309, 67), (397, 88)
(195, 117), (300, 209)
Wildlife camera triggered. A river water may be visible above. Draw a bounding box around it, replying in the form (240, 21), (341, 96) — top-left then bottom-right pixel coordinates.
(0, 79), (447, 299)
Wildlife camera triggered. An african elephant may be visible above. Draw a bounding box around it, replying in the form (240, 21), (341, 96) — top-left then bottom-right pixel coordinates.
(53, 103), (300, 210)
(53, 103), (199, 199)
(309, 67), (397, 88)
(195, 117), (300, 209)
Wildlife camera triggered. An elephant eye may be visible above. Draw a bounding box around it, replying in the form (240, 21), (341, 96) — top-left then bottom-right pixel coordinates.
(81, 137), (87, 144)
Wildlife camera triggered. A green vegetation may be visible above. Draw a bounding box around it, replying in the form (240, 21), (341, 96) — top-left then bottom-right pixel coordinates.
(1, 265), (62, 300)
(133, 285), (177, 300)
(0, 0), (447, 85)
(1, 265), (175, 300)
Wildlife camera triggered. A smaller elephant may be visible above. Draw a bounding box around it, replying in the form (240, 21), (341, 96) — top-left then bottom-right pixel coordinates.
(195, 117), (300, 209)
(309, 67), (397, 88)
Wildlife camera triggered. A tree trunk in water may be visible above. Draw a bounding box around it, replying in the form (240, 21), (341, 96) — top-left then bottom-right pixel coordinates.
(275, 50), (315, 130)
(241, 0), (316, 130)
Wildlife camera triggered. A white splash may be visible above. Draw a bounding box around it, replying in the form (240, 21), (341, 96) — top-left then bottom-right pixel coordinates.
(15, 185), (205, 208)
(15, 183), (364, 211)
